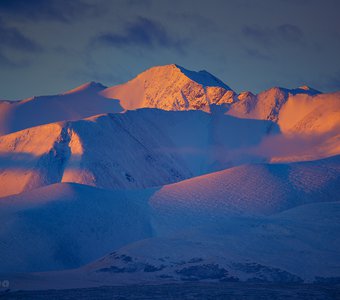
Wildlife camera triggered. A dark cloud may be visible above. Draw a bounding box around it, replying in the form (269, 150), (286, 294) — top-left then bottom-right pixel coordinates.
(242, 24), (303, 47)
(94, 17), (186, 50)
(0, 19), (42, 52)
(0, 0), (95, 22)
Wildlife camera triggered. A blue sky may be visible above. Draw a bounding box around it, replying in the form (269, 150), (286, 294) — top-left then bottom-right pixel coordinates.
(0, 0), (340, 99)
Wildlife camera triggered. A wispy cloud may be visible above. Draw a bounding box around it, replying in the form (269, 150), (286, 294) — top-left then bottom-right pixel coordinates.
(94, 17), (186, 51)
(0, 18), (41, 67)
(0, 19), (42, 52)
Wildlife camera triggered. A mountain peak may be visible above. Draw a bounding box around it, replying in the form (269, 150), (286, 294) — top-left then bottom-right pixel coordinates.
(102, 64), (235, 111)
(175, 65), (233, 90)
(64, 81), (107, 95)
(136, 64), (233, 91)
(296, 85), (321, 95)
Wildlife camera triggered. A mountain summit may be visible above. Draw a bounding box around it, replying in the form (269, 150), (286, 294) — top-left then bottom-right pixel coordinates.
(101, 64), (236, 111)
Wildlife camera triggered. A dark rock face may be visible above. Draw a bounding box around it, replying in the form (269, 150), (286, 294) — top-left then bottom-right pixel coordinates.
(176, 264), (236, 281)
(314, 276), (340, 284)
(231, 262), (303, 283)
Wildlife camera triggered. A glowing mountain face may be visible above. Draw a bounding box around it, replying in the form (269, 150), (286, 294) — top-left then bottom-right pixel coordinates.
(0, 64), (338, 138)
(101, 64), (236, 111)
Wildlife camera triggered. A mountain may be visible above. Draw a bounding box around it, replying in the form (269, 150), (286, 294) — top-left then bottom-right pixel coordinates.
(0, 64), (339, 290)
(0, 110), (197, 198)
(101, 64), (237, 111)
(0, 183), (152, 272)
(149, 155), (340, 236)
(0, 104), (338, 198)
(0, 64), (339, 139)
(229, 88), (340, 135)
(0, 108), (279, 198)
(81, 201), (340, 286)
(0, 156), (339, 275)
(0, 82), (122, 136)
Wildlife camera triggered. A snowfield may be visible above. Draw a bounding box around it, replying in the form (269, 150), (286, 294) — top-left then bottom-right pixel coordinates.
(0, 156), (339, 289)
(0, 64), (339, 291)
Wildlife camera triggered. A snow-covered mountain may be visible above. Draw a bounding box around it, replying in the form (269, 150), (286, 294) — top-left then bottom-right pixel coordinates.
(82, 200), (340, 286)
(101, 64), (236, 111)
(0, 156), (340, 275)
(229, 88), (340, 135)
(2, 106), (337, 198)
(0, 82), (122, 135)
(1, 156), (339, 287)
(0, 64), (339, 139)
(149, 155), (340, 234)
(0, 183), (152, 273)
(0, 107), (338, 198)
(0, 64), (339, 290)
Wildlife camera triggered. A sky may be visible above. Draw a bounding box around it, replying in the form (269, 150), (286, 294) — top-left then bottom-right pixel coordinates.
(0, 0), (340, 99)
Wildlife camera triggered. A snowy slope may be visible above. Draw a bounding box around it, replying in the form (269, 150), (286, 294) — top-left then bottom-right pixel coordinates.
(148, 155), (340, 236)
(4, 200), (340, 288)
(0, 183), (152, 272)
(0, 110), (196, 197)
(101, 64), (236, 111)
(0, 82), (122, 135)
(0, 156), (339, 275)
(229, 88), (340, 135)
(80, 201), (340, 286)
(227, 88), (340, 162)
(1, 106), (338, 198)
(277, 91), (340, 135)
(0, 109), (277, 197)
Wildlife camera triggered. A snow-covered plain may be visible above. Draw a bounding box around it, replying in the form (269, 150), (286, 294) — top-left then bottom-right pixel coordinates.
(0, 64), (339, 291)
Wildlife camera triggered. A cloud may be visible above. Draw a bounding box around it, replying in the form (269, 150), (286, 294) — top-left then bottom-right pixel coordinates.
(0, 19), (42, 52)
(0, 0), (94, 22)
(242, 24), (303, 47)
(94, 17), (186, 50)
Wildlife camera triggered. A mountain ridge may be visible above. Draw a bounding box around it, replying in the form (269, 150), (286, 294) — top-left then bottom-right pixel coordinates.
(0, 64), (336, 137)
